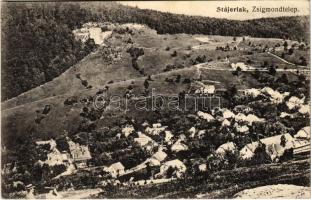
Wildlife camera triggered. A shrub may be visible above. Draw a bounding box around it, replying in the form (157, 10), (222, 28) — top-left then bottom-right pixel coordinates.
(127, 47), (144, 59)
(171, 51), (177, 57)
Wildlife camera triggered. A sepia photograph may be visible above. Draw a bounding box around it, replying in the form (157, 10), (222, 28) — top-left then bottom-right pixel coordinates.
(1, 0), (310, 198)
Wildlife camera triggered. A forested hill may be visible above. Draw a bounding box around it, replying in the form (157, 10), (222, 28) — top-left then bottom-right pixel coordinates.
(81, 2), (309, 39)
(1, 2), (309, 101)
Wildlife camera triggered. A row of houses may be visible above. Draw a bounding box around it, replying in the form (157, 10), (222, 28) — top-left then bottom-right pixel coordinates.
(217, 126), (310, 161)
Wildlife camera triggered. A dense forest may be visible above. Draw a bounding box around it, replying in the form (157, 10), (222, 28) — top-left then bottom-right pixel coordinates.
(1, 2), (309, 100)
(82, 2), (309, 39)
(1, 3), (97, 101)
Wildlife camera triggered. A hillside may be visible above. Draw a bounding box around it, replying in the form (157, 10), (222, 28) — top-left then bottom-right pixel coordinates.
(1, 2), (309, 100)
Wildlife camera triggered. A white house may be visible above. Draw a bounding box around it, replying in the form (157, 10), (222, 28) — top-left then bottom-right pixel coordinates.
(164, 130), (174, 143)
(134, 132), (155, 147)
(222, 119), (231, 127)
(231, 62), (248, 71)
(156, 159), (187, 178)
(104, 162), (125, 178)
(286, 96), (305, 110)
(293, 126), (310, 155)
(239, 133), (295, 161)
(122, 125), (135, 137)
(216, 142), (237, 157)
(222, 109), (235, 119)
(243, 88), (261, 98)
(145, 124), (167, 135)
(261, 87), (289, 104)
(298, 104), (310, 115)
(235, 124), (250, 134)
(197, 111), (215, 122)
(295, 126), (310, 139)
(152, 149), (167, 162)
(171, 139), (188, 153)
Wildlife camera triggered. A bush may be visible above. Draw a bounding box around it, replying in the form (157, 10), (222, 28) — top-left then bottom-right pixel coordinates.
(171, 51), (177, 57)
(127, 47), (144, 59)
(183, 78), (191, 84)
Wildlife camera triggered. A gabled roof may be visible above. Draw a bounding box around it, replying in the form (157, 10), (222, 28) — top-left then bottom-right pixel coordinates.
(216, 142), (236, 156)
(197, 111), (215, 122)
(152, 150), (167, 162)
(240, 133), (295, 160)
(134, 132), (154, 146)
(295, 126), (310, 139)
(171, 139), (188, 152)
(107, 162), (125, 172)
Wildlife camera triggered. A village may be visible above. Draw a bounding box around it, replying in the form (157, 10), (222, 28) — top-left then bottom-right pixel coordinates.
(2, 75), (310, 198)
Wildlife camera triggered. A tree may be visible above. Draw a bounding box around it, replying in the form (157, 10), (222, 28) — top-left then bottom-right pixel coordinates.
(171, 50), (177, 57)
(283, 41), (288, 50)
(175, 74), (181, 83)
(144, 79), (149, 89)
(268, 66), (276, 76)
(299, 56), (307, 66)
(288, 47), (294, 55)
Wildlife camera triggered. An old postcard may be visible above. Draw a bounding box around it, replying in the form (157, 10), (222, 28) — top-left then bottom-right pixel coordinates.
(1, 0), (310, 199)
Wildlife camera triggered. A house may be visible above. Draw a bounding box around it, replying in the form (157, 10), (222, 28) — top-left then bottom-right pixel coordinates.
(171, 139), (188, 153)
(295, 126), (310, 139)
(293, 126), (310, 154)
(235, 124), (249, 134)
(280, 112), (295, 118)
(134, 132), (154, 147)
(222, 108), (235, 119)
(125, 149), (167, 175)
(234, 105), (253, 114)
(222, 119), (231, 127)
(188, 127), (196, 138)
(239, 133), (295, 161)
(202, 85), (215, 94)
(231, 62), (248, 71)
(164, 130), (174, 143)
(156, 159), (187, 178)
(142, 121), (149, 127)
(104, 162), (125, 178)
(122, 125), (135, 137)
(36, 139), (72, 167)
(286, 96), (305, 110)
(243, 88), (261, 98)
(298, 104), (310, 115)
(194, 82), (215, 95)
(245, 114), (265, 125)
(68, 140), (92, 168)
(216, 142), (237, 157)
(198, 164), (207, 172)
(197, 130), (206, 138)
(152, 149), (167, 162)
(145, 124), (167, 135)
(197, 111), (215, 122)
(261, 87), (289, 104)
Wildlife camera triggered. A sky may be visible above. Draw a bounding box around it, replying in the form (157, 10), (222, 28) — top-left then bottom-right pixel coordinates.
(119, 1), (309, 20)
